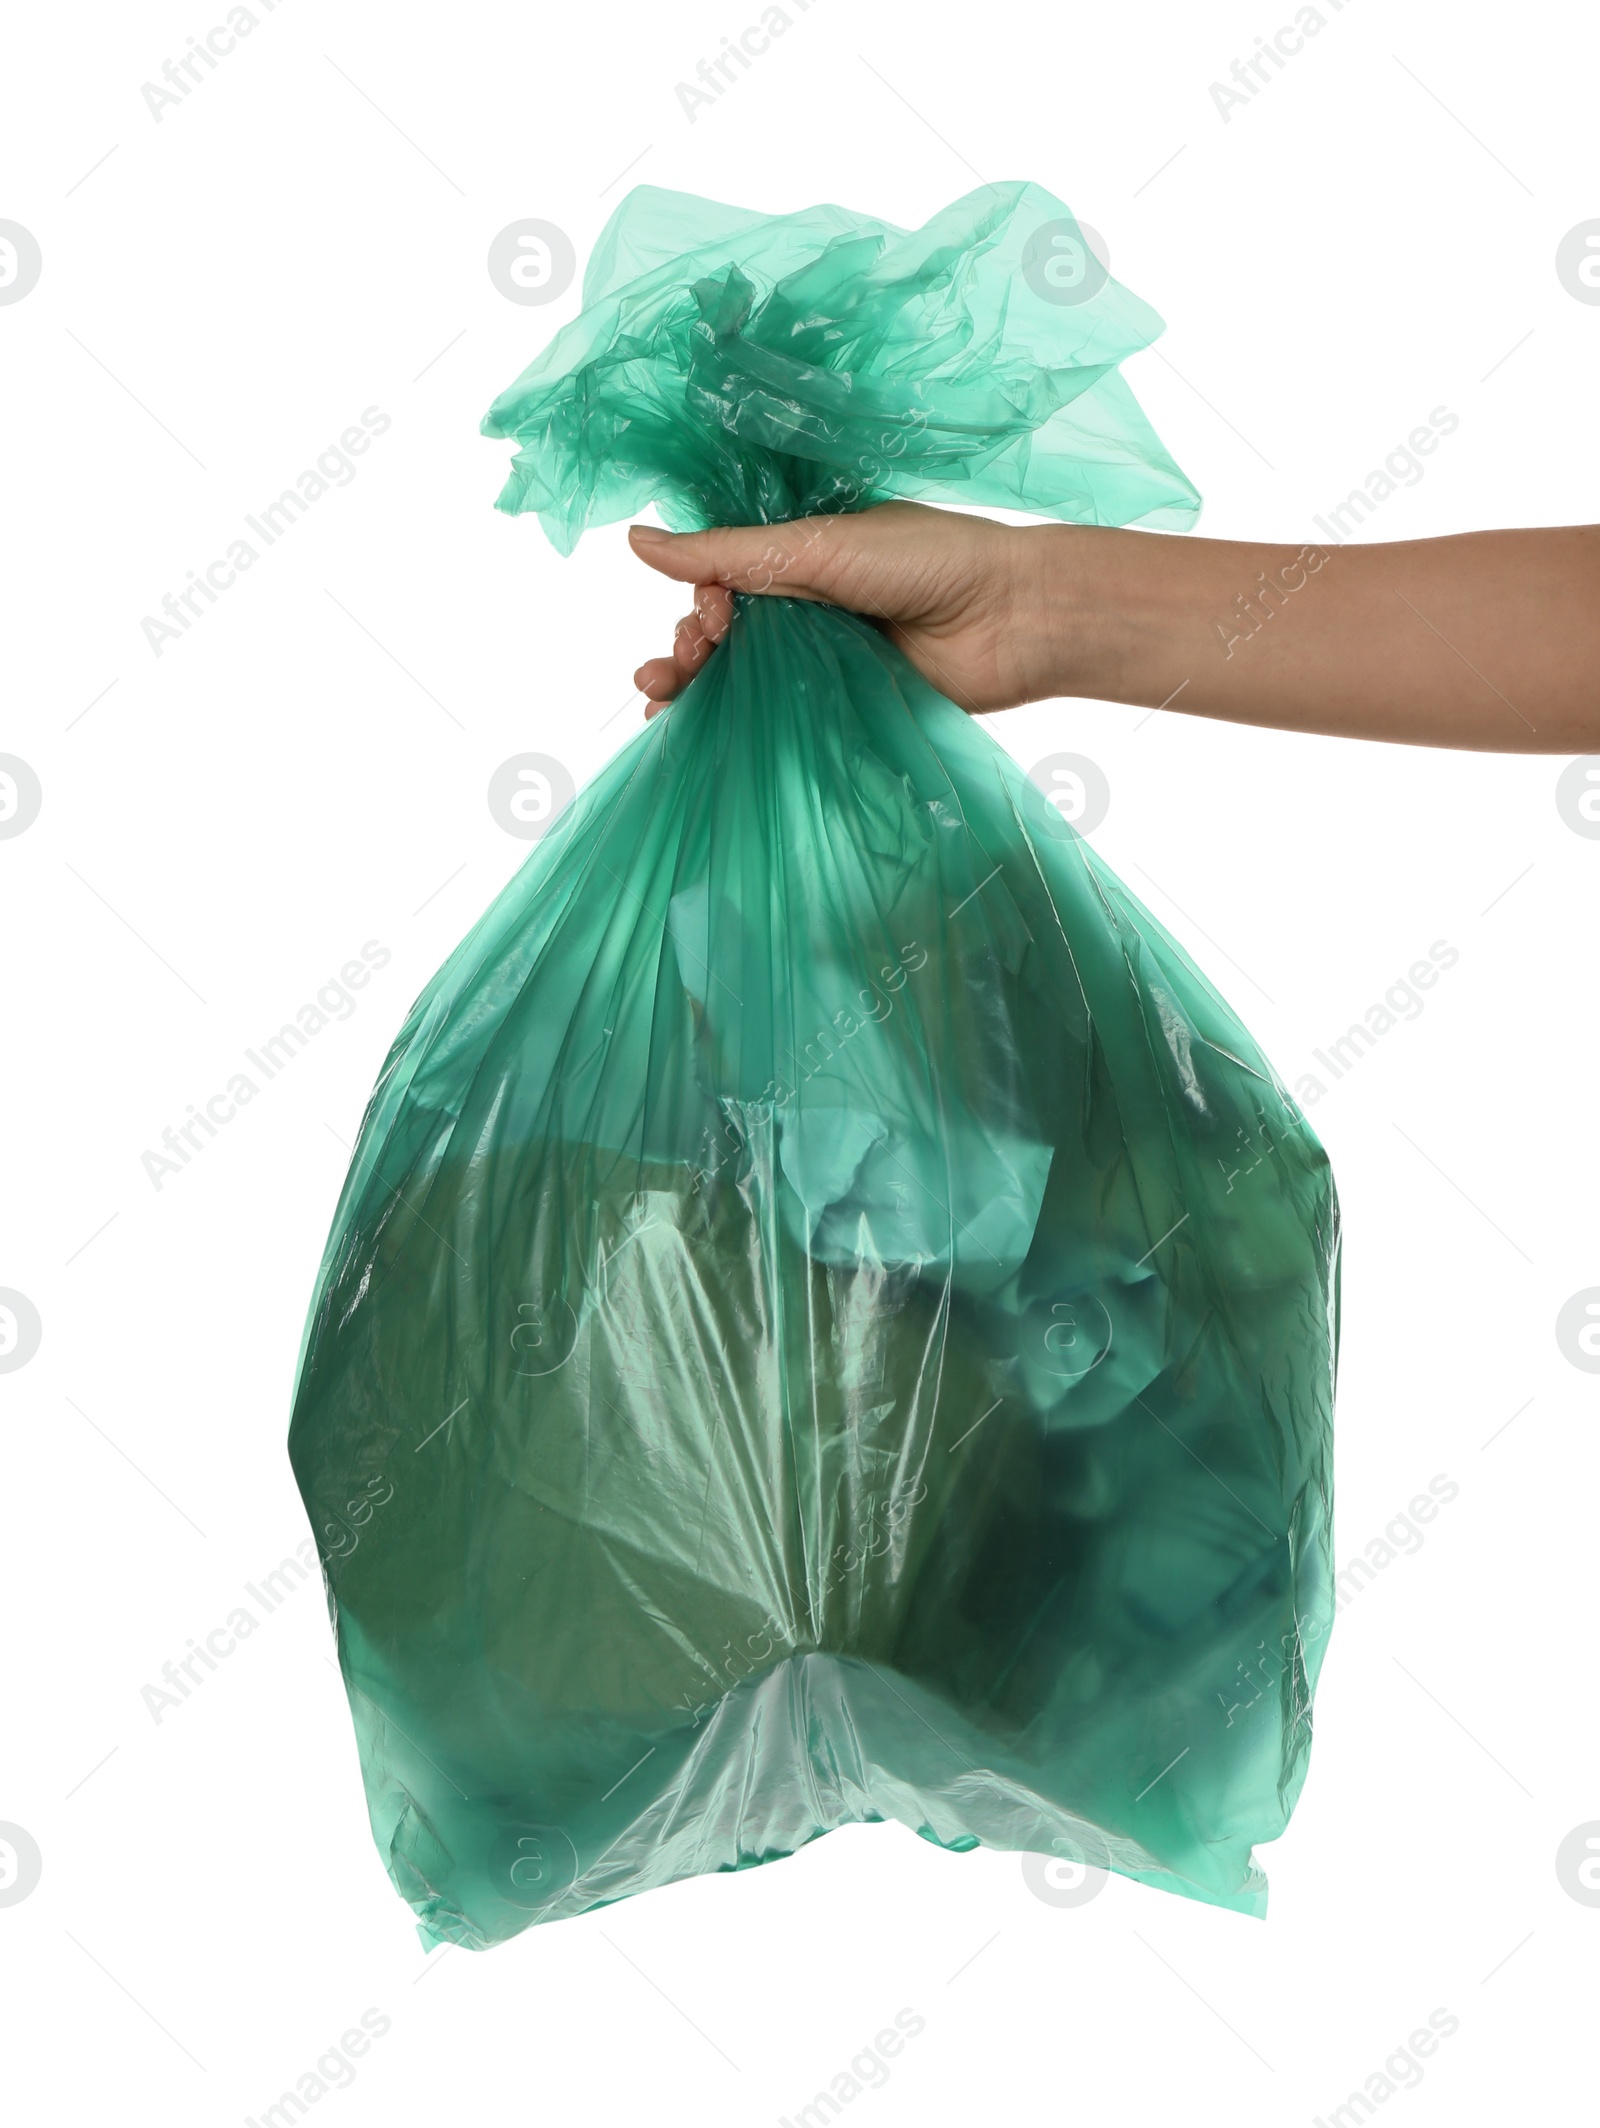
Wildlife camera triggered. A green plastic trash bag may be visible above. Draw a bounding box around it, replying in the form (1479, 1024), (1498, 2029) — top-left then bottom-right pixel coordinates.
(289, 182), (1338, 1948)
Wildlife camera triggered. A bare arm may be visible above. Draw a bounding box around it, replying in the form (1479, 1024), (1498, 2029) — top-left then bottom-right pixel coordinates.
(628, 506), (1600, 752)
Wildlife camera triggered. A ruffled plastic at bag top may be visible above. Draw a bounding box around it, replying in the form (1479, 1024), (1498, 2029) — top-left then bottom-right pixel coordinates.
(482, 182), (1201, 546)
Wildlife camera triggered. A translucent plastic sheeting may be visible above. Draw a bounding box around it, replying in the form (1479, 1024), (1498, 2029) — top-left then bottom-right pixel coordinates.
(289, 182), (1338, 1947)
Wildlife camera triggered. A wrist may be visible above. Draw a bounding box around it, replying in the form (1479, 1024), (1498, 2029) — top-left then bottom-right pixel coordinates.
(1010, 524), (1146, 705)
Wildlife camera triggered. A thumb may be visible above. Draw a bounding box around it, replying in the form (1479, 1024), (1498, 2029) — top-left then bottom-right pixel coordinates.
(627, 520), (837, 602)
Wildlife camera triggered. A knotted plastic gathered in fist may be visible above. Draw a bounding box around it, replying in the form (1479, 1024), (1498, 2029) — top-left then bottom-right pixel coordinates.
(289, 182), (1338, 1948)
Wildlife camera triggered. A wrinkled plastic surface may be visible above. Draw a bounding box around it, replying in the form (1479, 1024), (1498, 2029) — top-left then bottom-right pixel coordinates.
(289, 184), (1338, 1947)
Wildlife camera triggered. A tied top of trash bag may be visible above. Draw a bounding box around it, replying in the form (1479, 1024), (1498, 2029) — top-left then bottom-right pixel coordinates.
(481, 182), (1202, 550)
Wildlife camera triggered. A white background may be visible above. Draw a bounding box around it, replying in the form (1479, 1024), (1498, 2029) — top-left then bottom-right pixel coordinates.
(3, 1), (1597, 2122)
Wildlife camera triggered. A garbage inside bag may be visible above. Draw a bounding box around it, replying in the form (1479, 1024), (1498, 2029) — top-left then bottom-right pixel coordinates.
(288, 181), (1339, 1947)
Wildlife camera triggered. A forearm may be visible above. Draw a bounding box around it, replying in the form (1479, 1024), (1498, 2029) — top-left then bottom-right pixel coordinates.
(1026, 524), (1600, 751)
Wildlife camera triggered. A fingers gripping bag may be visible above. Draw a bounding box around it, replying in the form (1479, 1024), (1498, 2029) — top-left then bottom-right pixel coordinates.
(288, 182), (1339, 1947)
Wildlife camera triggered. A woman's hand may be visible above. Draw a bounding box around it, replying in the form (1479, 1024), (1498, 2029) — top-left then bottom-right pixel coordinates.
(628, 501), (1056, 717)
